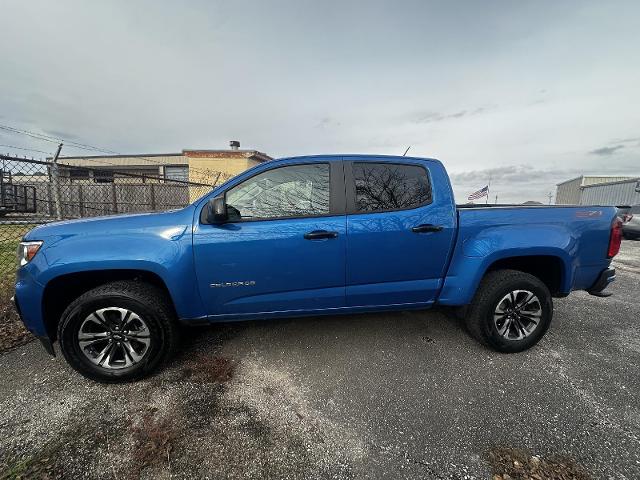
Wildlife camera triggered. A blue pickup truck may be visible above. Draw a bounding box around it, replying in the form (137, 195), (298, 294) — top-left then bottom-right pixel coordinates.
(14, 155), (621, 382)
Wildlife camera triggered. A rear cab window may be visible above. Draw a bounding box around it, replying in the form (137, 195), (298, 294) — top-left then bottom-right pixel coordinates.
(349, 162), (432, 213)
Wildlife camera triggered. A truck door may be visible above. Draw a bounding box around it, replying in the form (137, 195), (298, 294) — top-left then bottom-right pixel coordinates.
(193, 160), (346, 318)
(344, 158), (456, 307)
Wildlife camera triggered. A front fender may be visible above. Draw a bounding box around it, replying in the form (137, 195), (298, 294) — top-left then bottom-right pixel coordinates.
(28, 226), (206, 321)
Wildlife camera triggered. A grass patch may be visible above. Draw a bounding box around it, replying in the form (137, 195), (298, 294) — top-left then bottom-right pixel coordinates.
(0, 452), (61, 480)
(131, 409), (180, 477)
(0, 420), (90, 480)
(0, 223), (39, 278)
(488, 447), (591, 480)
(0, 223), (40, 352)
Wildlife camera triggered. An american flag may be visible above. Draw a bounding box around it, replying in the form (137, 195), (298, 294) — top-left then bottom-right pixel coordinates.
(468, 185), (489, 201)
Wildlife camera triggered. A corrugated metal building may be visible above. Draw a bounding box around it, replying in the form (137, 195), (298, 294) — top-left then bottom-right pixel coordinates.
(555, 175), (636, 204)
(580, 177), (640, 206)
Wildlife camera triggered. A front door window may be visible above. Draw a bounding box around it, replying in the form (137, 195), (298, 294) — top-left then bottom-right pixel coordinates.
(226, 164), (330, 220)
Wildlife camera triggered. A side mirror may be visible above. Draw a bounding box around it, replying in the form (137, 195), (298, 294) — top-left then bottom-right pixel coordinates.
(207, 195), (228, 223)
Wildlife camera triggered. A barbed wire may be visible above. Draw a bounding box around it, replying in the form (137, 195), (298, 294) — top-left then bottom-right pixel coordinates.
(0, 144), (52, 155)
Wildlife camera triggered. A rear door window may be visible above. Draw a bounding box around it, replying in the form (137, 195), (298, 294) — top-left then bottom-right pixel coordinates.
(352, 162), (432, 213)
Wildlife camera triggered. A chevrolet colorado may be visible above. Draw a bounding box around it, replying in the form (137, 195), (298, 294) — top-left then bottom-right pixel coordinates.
(14, 155), (621, 382)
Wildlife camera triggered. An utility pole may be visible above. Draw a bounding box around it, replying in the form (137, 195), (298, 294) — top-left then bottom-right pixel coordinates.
(51, 143), (63, 220)
(495, 194), (498, 204)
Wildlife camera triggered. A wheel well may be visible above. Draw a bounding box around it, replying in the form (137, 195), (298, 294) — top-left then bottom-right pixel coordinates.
(486, 255), (565, 296)
(42, 269), (175, 341)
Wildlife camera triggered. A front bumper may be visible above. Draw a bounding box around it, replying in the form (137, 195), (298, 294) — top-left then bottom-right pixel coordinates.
(587, 267), (616, 297)
(12, 293), (55, 356)
(14, 264), (51, 345)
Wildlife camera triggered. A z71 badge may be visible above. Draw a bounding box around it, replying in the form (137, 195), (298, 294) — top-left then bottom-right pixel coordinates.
(210, 280), (256, 288)
(575, 210), (603, 218)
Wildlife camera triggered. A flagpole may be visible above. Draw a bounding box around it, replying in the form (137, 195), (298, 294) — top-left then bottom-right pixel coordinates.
(486, 175), (491, 205)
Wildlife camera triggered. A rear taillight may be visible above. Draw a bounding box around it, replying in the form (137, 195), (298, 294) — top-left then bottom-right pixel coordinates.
(608, 218), (623, 258)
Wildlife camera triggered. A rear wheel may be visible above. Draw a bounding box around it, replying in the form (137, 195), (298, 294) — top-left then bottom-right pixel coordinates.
(58, 281), (177, 382)
(465, 270), (552, 352)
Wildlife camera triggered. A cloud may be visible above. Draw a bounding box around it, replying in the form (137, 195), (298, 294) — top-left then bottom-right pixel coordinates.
(315, 117), (341, 129)
(448, 162), (639, 204)
(449, 165), (553, 184)
(609, 137), (640, 145)
(589, 145), (625, 156)
(0, 0), (638, 197)
(410, 107), (489, 124)
(42, 129), (81, 141)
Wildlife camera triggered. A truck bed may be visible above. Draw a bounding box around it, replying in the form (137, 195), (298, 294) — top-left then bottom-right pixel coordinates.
(435, 203), (617, 305)
(456, 203), (594, 208)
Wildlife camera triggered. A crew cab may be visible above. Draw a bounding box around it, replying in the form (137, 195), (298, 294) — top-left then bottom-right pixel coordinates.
(14, 155), (621, 382)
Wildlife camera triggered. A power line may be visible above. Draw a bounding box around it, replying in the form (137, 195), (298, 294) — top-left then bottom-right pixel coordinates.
(0, 125), (60, 145)
(0, 123), (173, 162)
(0, 123), (118, 154)
(0, 144), (52, 155)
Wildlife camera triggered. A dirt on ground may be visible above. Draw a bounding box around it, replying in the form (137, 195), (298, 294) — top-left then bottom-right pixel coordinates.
(0, 286), (32, 353)
(0, 327), (367, 479)
(488, 447), (591, 480)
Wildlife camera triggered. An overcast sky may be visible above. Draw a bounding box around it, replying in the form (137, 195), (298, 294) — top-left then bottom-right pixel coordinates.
(1, 0), (639, 202)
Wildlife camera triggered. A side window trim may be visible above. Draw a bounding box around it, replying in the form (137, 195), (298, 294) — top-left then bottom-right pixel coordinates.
(330, 160), (346, 215)
(344, 160), (433, 215)
(201, 161), (346, 224)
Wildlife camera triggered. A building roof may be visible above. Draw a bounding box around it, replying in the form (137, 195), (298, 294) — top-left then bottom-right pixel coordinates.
(556, 175), (636, 186)
(581, 177), (640, 189)
(57, 153), (188, 167)
(182, 149), (272, 162)
(59, 153), (183, 159)
(55, 148), (272, 167)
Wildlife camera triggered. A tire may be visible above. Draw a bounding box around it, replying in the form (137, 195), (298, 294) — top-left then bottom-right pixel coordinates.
(58, 281), (178, 382)
(464, 269), (553, 353)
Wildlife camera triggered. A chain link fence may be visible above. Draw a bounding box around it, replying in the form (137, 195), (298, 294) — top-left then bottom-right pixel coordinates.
(0, 154), (220, 285)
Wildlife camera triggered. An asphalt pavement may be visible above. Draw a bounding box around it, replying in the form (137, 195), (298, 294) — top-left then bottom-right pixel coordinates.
(1, 240), (639, 479)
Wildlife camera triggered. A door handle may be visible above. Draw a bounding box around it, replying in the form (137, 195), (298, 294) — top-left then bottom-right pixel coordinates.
(411, 224), (443, 233)
(304, 230), (338, 240)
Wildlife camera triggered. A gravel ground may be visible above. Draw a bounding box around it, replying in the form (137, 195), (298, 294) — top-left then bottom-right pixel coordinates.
(0, 240), (639, 479)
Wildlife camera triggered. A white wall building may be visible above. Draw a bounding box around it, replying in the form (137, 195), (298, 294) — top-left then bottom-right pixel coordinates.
(580, 177), (640, 206)
(555, 175), (636, 205)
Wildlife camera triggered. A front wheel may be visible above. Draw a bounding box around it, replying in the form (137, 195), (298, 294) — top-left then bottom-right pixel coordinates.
(58, 281), (177, 382)
(465, 269), (553, 352)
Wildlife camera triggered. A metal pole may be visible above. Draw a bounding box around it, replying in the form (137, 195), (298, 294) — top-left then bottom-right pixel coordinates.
(486, 175), (491, 205)
(51, 143), (63, 220)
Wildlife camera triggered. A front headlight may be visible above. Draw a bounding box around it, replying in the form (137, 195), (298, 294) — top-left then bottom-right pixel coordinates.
(17, 241), (43, 267)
